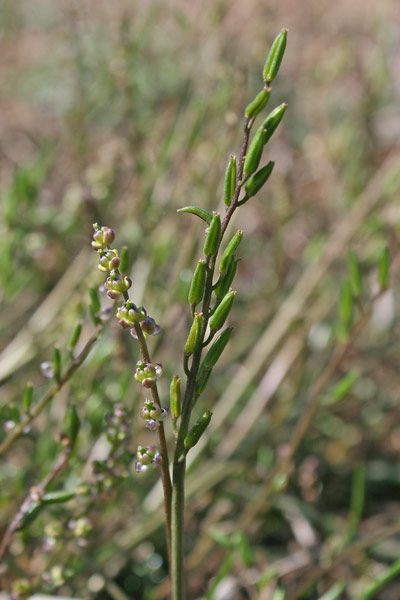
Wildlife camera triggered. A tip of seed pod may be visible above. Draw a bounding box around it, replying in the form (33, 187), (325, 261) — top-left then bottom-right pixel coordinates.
(282, 28), (289, 33)
(212, 211), (220, 216)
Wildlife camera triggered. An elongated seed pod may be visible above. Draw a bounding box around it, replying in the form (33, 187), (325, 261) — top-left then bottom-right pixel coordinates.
(22, 382), (33, 414)
(262, 28), (288, 82)
(177, 206), (213, 224)
(68, 322), (82, 350)
(53, 347), (61, 382)
(66, 405), (80, 448)
(42, 491), (75, 504)
(243, 127), (265, 177)
(245, 161), (275, 198)
(215, 256), (238, 300)
(188, 259), (206, 307)
(203, 327), (233, 369)
(245, 87), (271, 118)
(184, 313), (203, 355)
(195, 368), (211, 395)
(339, 280), (353, 328)
(262, 103), (287, 145)
(89, 287), (101, 313)
(209, 289), (236, 332)
(120, 246), (129, 273)
(224, 155), (237, 207)
(170, 376), (181, 418)
(219, 230), (243, 274)
(204, 212), (221, 257)
(184, 410), (212, 449)
(348, 250), (362, 297)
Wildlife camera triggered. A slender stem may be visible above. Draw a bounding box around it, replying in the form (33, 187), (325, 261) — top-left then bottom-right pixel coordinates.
(132, 321), (172, 565)
(171, 116), (256, 599)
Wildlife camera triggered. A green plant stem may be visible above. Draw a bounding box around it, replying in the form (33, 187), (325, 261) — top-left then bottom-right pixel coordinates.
(132, 320), (172, 564)
(0, 324), (103, 458)
(171, 116), (255, 599)
(355, 558), (400, 600)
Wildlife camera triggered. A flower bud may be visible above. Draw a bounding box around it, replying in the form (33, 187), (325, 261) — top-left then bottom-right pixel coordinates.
(184, 313), (203, 355)
(189, 259), (206, 307)
(245, 87), (271, 118)
(202, 327), (233, 369)
(91, 223), (115, 250)
(219, 230), (243, 274)
(224, 155), (237, 207)
(261, 103), (287, 145)
(209, 289), (236, 333)
(134, 361), (163, 387)
(262, 28), (288, 83)
(98, 248), (120, 272)
(243, 127), (265, 177)
(116, 302), (146, 328)
(184, 410), (212, 450)
(135, 445), (161, 472)
(105, 271), (132, 299)
(204, 212), (221, 257)
(245, 161), (275, 198)
(170, 376), (181, 419)
(141, 316), (157, 336)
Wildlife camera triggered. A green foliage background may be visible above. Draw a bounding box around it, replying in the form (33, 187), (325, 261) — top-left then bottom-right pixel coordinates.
(0, 0), (400, 598)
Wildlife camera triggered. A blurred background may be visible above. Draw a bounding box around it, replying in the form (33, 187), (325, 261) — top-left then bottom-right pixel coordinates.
(1, 0), (400, 598)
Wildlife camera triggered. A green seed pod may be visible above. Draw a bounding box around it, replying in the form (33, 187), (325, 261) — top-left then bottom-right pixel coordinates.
(66, 405), (80, 448)
(245, 161), (275, 198)
(245, 87), (271, 118)
(209, 289), (236, 332)
(177, 206), (213, 224)
(68, 322), (82, 351)
(378, 246), (390, 289)
(204, 212), (221, 257)
(215, 256), (238, 300)
(224, 155), (237, 207)
(22, 382), (33, 414)
(89, 287), (101, 313)
(184, 313), (203, 355)
(120, 245), (129, 273)
(339, 280), (353, 328)
(188, 259), (206, 307)
(170, 376), (181, 419)
(219, 231), (243, 274)
(18, 502), (42, 531)
(203, 327), (233, 369)
(261, 103), (287, 145)
(184, 410), (212, 450)
(42, 490), (75, 505)
(348, 250), (362, 297)
(243, 128), (265, 177)
(53, 347), (61, 383)
(262, 28), (288, 82)
(195, 367), (212, 395)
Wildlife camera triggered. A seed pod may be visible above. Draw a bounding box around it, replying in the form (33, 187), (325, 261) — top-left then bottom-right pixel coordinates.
(184, 313), (203, 355)
(261, 103), (287, 145)
(42, 490), (75, 505)
(245, 87), (271, 118)
(120, 246), (129, 273)
(219, 231), (243, 274)
(243, 128), (265, 177)
(262, 28), (288, 82)
(245, 161), (275, 198)
(66, 405), (80, 448)
(89, 287), (101, 314)
(203, 327), (233, 369)
(209, 289), (236, 333)
(339, 280), (353, 328)
(204, 212), (221, 257)
(378, 246), (390, 289)
(18, 502), (42, 531)
(68, 322), (82, 351)
(170, 376), (181, 419)
(196, 368), (211, 395)
(188, 259), (206, 307)
(184, 410), (212, 450)
(22, 382), (33, 414)
(224, 155), (237, 207)
(53, 347), (61, 383)
(348, 250), (362, 297)
(215, 256), (238, 300)
(177, 206), (213, 224)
